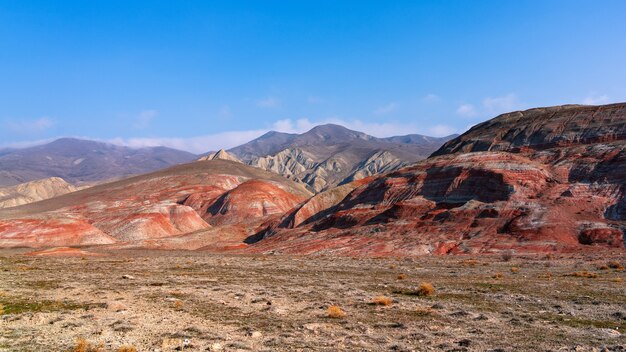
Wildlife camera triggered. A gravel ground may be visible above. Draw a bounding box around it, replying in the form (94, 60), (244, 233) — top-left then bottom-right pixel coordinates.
(0, 249), (625, 351)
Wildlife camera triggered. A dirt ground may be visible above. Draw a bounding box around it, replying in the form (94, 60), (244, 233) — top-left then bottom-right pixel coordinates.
(0, 249), (625, 351)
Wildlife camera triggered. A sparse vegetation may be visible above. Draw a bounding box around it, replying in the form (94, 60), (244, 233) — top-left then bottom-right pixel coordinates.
(566, 271), (598, 278)
(397, 273), (407, 280)
(117, 346), (138, 352)
(608, 261), (625, 271)
(327, 305), (346, 318)
(510, 267), (519, 273)
(416, 282), (435, 296)
(1, 252), (624, 350)
(72, 338), (102, 352)
(492, 272), (504, 279)
(172, 300), (184, 310)
(372, 296), (393, 306)
(414, 306), (433, 316)
(501, 250), (513, 262)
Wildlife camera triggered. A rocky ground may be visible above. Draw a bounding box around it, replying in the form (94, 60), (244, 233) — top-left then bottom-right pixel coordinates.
(0, 249), (625, 351)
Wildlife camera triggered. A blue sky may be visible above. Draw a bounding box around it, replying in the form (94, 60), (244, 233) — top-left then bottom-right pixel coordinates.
(1, 1), (626, 153)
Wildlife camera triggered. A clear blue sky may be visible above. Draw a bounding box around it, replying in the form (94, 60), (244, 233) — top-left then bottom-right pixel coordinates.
(1, 1), (626, 152)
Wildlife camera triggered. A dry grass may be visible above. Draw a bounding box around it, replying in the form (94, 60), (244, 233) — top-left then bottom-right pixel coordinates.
(607, 261), (622, 269)
(371, 296), (393, 306)
(117, 347), (138, 352)
(501, 250), (513, 262)
(0, 303), (4, 315)
(416, 282), (435, 296)
(172, 300), (184, 310)
(72, 338), (103, 352)
(414, 306), (433, 316)
(566, 271), (598, 278)
(597, 264), (610, 270)
(397, 273), (407, 280)
(327, 305), (346, 318)
(462, 259), (480, 267)
(492, 272), (504, 279)
(510, 267), (520, 273)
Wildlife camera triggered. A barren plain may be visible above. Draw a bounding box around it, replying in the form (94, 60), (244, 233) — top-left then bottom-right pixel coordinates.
(0, 249), (624, 351)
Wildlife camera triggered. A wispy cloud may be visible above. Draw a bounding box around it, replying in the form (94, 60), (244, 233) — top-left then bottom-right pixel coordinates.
(2, 117), (462, 154)
(482, 93), (522, 114)
(373, 102), (398, 115)
(256, 97), (281, 108)
(457, 93), (525, 119)
(132, 110), (158, 129)
(5, 117), (55, 133)
(423, 94), (440, 102)
(105, 117), (461, 153)
(582, 93), (611, 105)
(456, 104), (477, 117)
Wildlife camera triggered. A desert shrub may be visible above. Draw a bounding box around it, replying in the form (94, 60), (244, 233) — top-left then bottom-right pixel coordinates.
(501, 250), (513, 262)
(492, 272), (504, 279)
(389, 264), (396, 270)
(597, 264), (610, 270)
(538, 272), (552, 279)
(72, 338), (103, 352)
(172, 300), (184, 310)
(608, 261), (621, 269)
(510, 267), (520, 273)
(372, 296), (393, 306)
(0, 303), (4, 315)
(608, 261), (625, 270)
(462, 259), (480, 267)
(117, 347), (138, 352)
(566, 271), (598, 278)
(415, 306), (433, 316)
(397, 273), (407, 280)
(327, 305), (346, 318)
(416, 282), (435, 296)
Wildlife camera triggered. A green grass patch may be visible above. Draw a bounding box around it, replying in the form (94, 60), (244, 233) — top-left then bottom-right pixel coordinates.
(0, 296), (104, 315)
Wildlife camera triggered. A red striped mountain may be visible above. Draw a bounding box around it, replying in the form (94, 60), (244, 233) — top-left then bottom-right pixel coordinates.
(248, 103), (626, 255)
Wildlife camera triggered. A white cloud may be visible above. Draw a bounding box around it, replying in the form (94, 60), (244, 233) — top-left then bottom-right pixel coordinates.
(423, 94), (440, 102)
(132, 110), (158, 129)
(2, 117), (462, 154)
(427, 124), (457, 136)
(456, 104), (477, 117)
(373, 102), (398, 115)
(5, 117), (55, 133)
(256, 97), (281, 108)
(482, 93), (522, 114)
(582, 94), (611, 105)
(107, 129), (268, 154)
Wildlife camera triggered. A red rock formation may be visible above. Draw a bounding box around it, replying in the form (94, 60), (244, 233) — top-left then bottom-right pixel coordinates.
(248, 104), (626, 255)
(0, 160), (311, 249)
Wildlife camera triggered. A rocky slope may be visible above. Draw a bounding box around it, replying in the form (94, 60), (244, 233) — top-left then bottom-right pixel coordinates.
(198, 149), (242, 163)
(231, 124), (456, 192)
(0, 177), (78, 209)
(0, 138), (197, 187)
(0, 160), (311, 249)
(247, 103), (626, 255)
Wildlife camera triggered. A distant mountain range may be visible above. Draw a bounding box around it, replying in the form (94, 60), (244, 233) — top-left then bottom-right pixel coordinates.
(0, 138), (197, 187)
(226, 124), (457, 192)
(0, 126), (456, 190)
